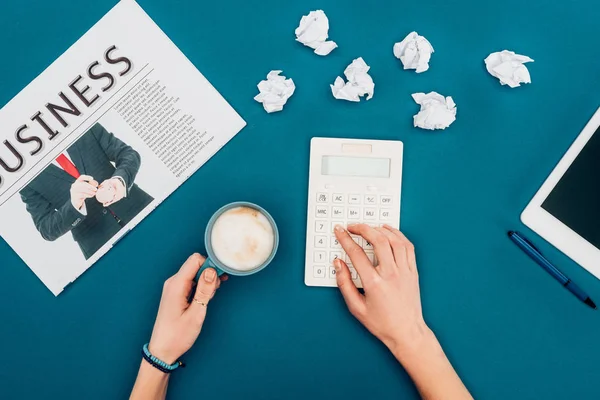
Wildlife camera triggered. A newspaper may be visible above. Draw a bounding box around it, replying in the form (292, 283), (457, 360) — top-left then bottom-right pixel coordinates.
(0, 0), (246, 295)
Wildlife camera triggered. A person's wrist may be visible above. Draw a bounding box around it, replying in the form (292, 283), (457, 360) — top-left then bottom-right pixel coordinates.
(112, 177), (127, 196)
(148, 341), (179, 365)
(140, 357), (171, 377)
(113, 176), (126, 189)
(71, 197), (83, 210)
(384, 321), (437, 363)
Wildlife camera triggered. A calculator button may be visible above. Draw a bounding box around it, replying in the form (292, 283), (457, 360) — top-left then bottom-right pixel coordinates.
(315, 220), (327, 233)
(317, 193), (329, 203)
(314, 251), (326, 263)
(347, 207), (360, 219)
(379, 209), (392, 220)
(332, 193), (345, 203)
(365, 251), (376, 265)
(332, 206), (345, 219)
(331, 222), (343, 233)
(329, 251), (342, 263)
(345, 253), (352, 263)
(349, 194), (361, 204)
(329, 266), (337, 278)
(313, 266), (326, 278)
(314, 236), (327, 248)
(364, 208), (376, 220)
(380, 195), (393, 205)
(331, 236), (342, 248)
(363, 240), (373, 250)
(349, 268), (358, 280)
(365, 195), (377, 205)
(315, 206), (329, 218)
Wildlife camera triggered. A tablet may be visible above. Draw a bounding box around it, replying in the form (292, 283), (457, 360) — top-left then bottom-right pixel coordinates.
(522, 107), (600, 279)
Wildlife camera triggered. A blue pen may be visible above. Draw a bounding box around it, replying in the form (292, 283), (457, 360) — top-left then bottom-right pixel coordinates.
(508, 231), (596, 309)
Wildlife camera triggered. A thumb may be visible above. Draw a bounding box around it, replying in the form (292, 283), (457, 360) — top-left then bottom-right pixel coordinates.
(187, 268), (219, 319)
(335, 259), (366, 318)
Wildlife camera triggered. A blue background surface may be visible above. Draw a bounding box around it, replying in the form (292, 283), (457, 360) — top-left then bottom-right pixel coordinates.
(1, 0), (600, 398)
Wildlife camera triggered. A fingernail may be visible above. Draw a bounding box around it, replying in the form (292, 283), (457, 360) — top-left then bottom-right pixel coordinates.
(204, 268), (216, 283)
(334, 224), (344, 232)
(334, 259), (341, 271)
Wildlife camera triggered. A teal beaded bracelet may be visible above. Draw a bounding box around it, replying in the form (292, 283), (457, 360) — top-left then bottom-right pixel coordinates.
(142, 343), (185, 373)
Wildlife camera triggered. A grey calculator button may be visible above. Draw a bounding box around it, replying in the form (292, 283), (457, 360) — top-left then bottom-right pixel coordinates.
(317, 193), (329, 203)
(364, 208), (376, 220)
(329, 251), (342, 263)
(315, 206), (329, 218)
(332, 193), (345, 203)
(315, 220), (327, 233)
(314, 251), (326, 263)
(332, 206), (345, 219)
(331, 237), (342, 248)
(314, 236), (327, 248)
(329, 266), (337, 278)
(379, 209), (392, 220)
(380, 195), (393, 205)
(365, 195), (377, 204)
(313, 266), (326, 278)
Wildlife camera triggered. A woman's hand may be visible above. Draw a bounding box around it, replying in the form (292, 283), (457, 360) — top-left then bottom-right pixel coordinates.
(148, 253), (225, 364)
(333, 224), (428, 356)
(334, 224), (472, 399)
(131, 254), (226, 400)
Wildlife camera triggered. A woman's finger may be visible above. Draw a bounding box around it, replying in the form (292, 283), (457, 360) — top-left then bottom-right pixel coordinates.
(176, 253), (205, 282)
(383, 225), (417, 273)
(334, 259), (366, 319)
(347, 224), (395, 272)
(334, 225), (377, 285)
(186, 268), (218, 321)
(375, 227), (410, 274)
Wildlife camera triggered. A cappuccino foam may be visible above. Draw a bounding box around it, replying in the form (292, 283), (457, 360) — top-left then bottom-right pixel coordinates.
(211, 206), (275, 271)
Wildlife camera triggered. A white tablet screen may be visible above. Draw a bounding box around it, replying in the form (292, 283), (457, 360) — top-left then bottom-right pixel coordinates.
(542, 126), (600, 248)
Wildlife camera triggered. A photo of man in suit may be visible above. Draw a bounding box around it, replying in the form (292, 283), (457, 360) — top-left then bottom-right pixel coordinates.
(20, 123), (154, 259)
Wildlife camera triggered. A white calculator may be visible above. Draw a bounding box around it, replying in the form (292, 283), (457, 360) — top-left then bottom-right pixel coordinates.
(304, 137), (403, 288)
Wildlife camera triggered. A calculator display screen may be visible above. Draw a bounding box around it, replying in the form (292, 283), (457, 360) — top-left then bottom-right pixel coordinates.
(321, 156), (390, 178)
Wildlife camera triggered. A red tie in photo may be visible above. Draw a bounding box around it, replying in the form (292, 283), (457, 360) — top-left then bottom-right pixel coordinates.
(56, 154), (80, 179)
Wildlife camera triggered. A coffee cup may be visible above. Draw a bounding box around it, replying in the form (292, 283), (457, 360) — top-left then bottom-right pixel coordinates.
(195, 202), (279, 280)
